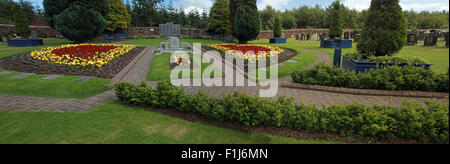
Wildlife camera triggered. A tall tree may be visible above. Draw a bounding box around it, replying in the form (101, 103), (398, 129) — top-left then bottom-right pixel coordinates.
(233, 3), (260, 44)
(106, 0), (131, 33)
(229, 0), (257, 37)
(327, 0), (343, 39)
(259, 5), (277, 30)
(281, 11), (296, 29)
(273, 16), (282, 38)
(207, 0), (230, 35)
(12, 2), (30, 37)
(43, 0), (109, 42)
(357, 0), (407, 57)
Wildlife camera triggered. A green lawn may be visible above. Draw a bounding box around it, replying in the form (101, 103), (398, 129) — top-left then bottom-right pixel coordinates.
(271, 39), (449, 74)
(0, 101), (345, 144)
(248, 40), (318, 79)
(0, 38), (72, 59)
(0, 69), (111, 98)
(147, 54), (224, 81)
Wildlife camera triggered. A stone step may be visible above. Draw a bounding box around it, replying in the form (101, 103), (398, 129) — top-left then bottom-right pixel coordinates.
(10, 73), (36, 79)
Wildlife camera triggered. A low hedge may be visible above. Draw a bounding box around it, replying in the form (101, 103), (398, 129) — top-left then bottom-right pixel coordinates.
(291, 64), (449, 92)
(115, 81), (449, 143)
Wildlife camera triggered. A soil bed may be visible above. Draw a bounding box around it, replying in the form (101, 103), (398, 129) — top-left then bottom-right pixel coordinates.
(0, 47), (145, 78)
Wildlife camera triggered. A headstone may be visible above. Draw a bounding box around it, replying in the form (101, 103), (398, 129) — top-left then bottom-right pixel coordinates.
(10, 73), (36, 79)
(41, 75), (63, 80)
(0, 34), (3, 42)
(354, 34), (360, 43)
(424, 35), (438, 46)
(312, 34), (318, 41)
(307, 34), (311, 40)
(287, 60), (297, 63)
(160, 42), (168, 50)
(31, 31), (37, 39)
(159, 22), (181, 39)
(344, 32), (350, 40)
(407, 33), (418, 46)
(418, 32), (425, 41)
(74, 76), (94, 82)
(445, 32), (449, 48)
(296, 34), (300, 40)
(0, 71), (11, 75)
(169, 37), (180, 49)
(181, 42), (191, 49)
(281, 33), (286, 38)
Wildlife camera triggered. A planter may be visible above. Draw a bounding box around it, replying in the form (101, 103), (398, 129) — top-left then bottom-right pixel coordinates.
(269, 38), (287, 44)
(320, 39), (352, 48)
(342, 56), (432, 74)
(7, 39), (43, 47)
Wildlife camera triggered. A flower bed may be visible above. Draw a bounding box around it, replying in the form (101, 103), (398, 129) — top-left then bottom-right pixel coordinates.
(30, 44), (136, 68)
(208, 44), (285, 63)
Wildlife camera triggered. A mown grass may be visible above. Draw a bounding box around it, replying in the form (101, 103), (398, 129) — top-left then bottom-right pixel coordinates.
(147, 54), (224, 81)
(0, 69), (110, 98)
(0, 101), (345, 144)
(266, 39), (449, 74)
(0, 38), (72, 59)
(118, 39), (220, 47)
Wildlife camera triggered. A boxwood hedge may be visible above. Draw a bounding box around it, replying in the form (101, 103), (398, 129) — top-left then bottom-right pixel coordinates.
(291, 64), (449, 92)
(115, 81), (449, 143)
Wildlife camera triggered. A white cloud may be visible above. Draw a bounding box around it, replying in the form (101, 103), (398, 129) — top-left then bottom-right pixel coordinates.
(257, 0), (292, 11)
(174, 0), (212, 13)
(343, 0), (449, 11)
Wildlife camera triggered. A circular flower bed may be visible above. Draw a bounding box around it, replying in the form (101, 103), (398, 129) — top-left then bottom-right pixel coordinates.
(30, 44), (136, 68)
(208, 44), (285, 63)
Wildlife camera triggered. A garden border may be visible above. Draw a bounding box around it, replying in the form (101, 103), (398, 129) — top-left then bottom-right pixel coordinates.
(281, 82), (449, 98)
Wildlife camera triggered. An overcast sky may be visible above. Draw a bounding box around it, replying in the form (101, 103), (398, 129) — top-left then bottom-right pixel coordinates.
(19, 0), (450, 13)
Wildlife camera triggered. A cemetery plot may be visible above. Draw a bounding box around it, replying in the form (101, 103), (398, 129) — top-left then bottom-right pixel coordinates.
(0, 44), (145, 78)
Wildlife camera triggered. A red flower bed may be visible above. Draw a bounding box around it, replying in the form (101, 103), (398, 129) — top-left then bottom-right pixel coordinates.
(52, 45), (118, 59)
(218, 45), (272, 53)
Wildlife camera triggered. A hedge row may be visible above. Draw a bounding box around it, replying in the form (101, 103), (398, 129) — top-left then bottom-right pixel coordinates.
(291, 64), (449, 92)
(115, 81), (449, 143)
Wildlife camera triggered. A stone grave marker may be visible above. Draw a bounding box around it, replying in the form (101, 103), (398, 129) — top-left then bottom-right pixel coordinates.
(354, 34), (360, 43)
(181, 42), (191, 49)
(0, 34), (3, 42)
(445, 32), (449, 48)
(0, 71), (11, 75)
(159, 22), (181, 39)
(312, 34), (318, 41)
(344, 32), (350, 40)
(41, 75), (63, 80)
(160, 42), (168, 50)
(424, 35), (438, 46)
(31, 31), (37, 39)
(287, 60), (297, 63)
(169, 37), (180, 49)
(407, 33), (418, 45)
(74, 76), (94, 82)
(10, 73), (36, 79)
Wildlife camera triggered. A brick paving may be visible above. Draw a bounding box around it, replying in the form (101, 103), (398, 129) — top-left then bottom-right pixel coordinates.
(0, 46), (156, 112)
(0, 46), (448, 112)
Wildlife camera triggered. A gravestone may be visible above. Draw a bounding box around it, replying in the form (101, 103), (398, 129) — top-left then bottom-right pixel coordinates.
(312, 34), (318, 41)
(281, 33), (286, 38)
(418, 32), (425, 40)
(74, 76), (94, 82)
(41, 75), (62, 80)
(31, 31), (37, 39)
(160, 42), (168, 50)
(296, 34), (300, 40)
(407, 33), (418, 46)
(0, 34), (2, 42)
(344, 32), (350, 40)
(181, 42), (191, 49)
(10, 73), (36, 79)
(424, 35), (438, 46)
(0, 71), (11, 75)
(159, 22), (181, 39)
(169, 37), (180, 49)
(307, 34), (311, 40)
(445, 32), (449, 48)
(354, 34), (360, 43)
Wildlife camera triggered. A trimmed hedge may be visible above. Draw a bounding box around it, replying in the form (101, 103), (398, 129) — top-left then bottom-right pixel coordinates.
(115, 81), (449, 143)
(291, 64), (449, 92)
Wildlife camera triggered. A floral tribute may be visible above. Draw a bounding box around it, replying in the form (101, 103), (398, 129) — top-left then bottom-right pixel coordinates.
(209, 44), (285, 63)
(171, 54), (191, 66)
(30, 44), (136, 68)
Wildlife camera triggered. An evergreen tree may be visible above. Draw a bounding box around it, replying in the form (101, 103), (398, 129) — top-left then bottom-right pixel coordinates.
(106, 0), (131, 33)
(207, 0), (230, 35)
(234, 4), (260, 44)
(281, 12), (296, 29)
(327, 0), (343, 39)
(11, 3), (30, 38)
(229, 0), (257, 37)
(357, 0), (407, 57)
(273, 16), (282, 38)
(43, 0), (110, 42)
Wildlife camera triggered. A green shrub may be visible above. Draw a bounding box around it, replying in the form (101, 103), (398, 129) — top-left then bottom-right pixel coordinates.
(273, 16), (282, 38)
(291, 64), (449, 92)
(231, 0), (260, 44)
(11, 3), (30, 37)
(115, 81), (449, 143)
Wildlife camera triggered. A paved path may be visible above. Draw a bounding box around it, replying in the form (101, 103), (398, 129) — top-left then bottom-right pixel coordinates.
(0, 46), (156, 112)
(0, 46), (448, 112)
